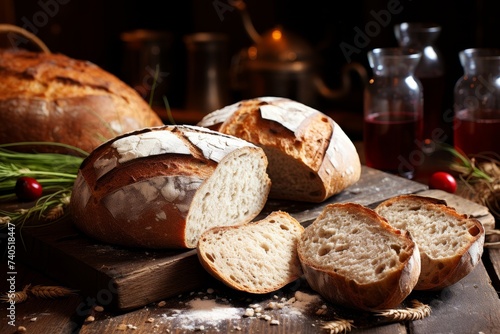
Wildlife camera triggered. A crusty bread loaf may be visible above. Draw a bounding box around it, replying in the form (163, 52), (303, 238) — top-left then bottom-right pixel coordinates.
(374, 194), (485, 290)
(197, 97), (361, 203)
(197, 211), (304, 294)
(69, 125), (271, 249)
(0, 48), (163, 154)
(297, 203), (421, 311)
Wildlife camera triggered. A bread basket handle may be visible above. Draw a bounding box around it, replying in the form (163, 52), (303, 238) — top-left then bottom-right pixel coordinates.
(0, 24), (51, 54)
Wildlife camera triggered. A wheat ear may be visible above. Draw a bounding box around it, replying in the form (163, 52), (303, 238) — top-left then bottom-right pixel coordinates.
(29, 285), (77, 299)
(0, 284), (31, 304)
(321, 318), (354, 334)
(376, 300), (431, 321)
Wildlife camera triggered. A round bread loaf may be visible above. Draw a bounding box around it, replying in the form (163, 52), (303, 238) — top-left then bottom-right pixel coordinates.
(197, 97), (361, 203)
(0, 48), (163, 153)
(69, 125), (271, 249)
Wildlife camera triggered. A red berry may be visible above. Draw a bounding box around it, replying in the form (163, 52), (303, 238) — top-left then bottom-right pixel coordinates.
(429, 172), (457, 194)
(15, 176), (43, 201)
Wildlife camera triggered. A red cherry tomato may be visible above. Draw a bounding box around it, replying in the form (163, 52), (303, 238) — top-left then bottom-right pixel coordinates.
(429, 172), (457, 194)
(15, 176), (43, 201)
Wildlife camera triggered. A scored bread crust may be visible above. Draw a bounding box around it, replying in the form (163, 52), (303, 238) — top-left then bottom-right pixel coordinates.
(197, 211), (305, 294)
(69, 125), (271, 249)
(0, 49), (163, 153)
(297, 203), (421, 311)
(375, 194), (485, 290)
(197, 97), (361, 203)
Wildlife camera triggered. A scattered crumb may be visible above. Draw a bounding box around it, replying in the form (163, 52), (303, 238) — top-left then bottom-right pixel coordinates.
(85, 315), (95, 322)
(30, 317), (37, 322)
(157, 301), (166, 307)
(262, 315), (272, 321)
(207, 288), (214, 294)
(243, 308), (255, 317)
(127, 324), (138, 330)
(116, 324), (128, 331)
(233, 326), (242, 331)
(146, 317), (154, 323)
(195, 325), (205, 331)
(267, 302), (277, 309)
(270, 319), (280, 326)
(94, 305), (104, 312)
(17, 326), (27, 333)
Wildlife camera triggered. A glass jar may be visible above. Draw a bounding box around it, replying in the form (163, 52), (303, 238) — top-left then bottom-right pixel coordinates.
(184, 33), (230, 114)
(454, 48), (500, 157)
(364, 48), (423, 179)
(394, 22), (446, 143)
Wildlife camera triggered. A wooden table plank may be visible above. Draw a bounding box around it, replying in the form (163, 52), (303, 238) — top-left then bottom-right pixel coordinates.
(78, 260), (500, 334)
(409, 261), (500, 334)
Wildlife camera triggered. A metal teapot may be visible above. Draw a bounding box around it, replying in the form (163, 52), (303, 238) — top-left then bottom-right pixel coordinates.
(230, 0), (367, 107)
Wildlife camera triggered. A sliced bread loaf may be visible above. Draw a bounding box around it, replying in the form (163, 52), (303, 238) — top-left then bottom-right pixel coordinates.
(375, 194), (485, 290)
(297, 203), (421, 311)
(197, 211), (304, 294)
(70, 125), (271, 249)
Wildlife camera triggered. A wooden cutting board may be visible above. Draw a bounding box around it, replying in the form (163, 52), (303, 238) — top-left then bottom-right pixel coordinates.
(15, 166), (448, 311)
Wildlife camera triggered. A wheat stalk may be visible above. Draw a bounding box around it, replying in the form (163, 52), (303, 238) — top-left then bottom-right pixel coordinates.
(0, 284), (31, 304)
(43, 203), (65, 222)
(1, 284), (77, 303)
(321, 318), (354, 334)
(376, 300), (431, 321)
(29, 285), (77, 299)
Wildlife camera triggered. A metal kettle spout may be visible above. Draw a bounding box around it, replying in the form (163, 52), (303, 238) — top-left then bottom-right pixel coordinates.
(229, 0), (261, 44)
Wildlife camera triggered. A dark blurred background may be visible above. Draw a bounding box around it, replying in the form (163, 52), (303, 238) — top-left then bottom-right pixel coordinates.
(1, 0), (500, 140)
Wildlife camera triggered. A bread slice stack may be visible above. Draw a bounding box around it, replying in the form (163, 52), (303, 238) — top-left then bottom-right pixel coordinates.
(197, 211), (304, 294)
(375, 194), (485, 290)
(297, 203), (421, 311)
(194, 194), (485, 311)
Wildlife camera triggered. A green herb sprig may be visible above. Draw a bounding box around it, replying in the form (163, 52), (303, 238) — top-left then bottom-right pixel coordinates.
(0, 142), (87, 227)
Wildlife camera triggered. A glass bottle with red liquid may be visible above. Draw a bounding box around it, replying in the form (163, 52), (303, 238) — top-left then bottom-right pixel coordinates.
(394, 23), (447, 145)
(454, 48), (500, 157)
(364, 48), (423, 179)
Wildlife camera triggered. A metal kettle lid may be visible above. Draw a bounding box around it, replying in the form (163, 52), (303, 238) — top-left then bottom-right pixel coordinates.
(244, 26), (316, 71)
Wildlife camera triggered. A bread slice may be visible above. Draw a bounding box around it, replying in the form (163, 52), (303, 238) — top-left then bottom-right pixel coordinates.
(374, 194), (485, 290)
(70, 125), (271, 249)
(197, 97), (361, 203)
(297, 203), (421, 311)
(197, 211), (304, 294)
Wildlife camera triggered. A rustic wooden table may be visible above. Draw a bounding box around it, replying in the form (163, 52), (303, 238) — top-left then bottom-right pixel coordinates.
(1, 164), (500, 334)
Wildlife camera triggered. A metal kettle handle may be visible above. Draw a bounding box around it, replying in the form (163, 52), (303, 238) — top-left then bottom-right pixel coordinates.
(314, 62), (368, 100)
